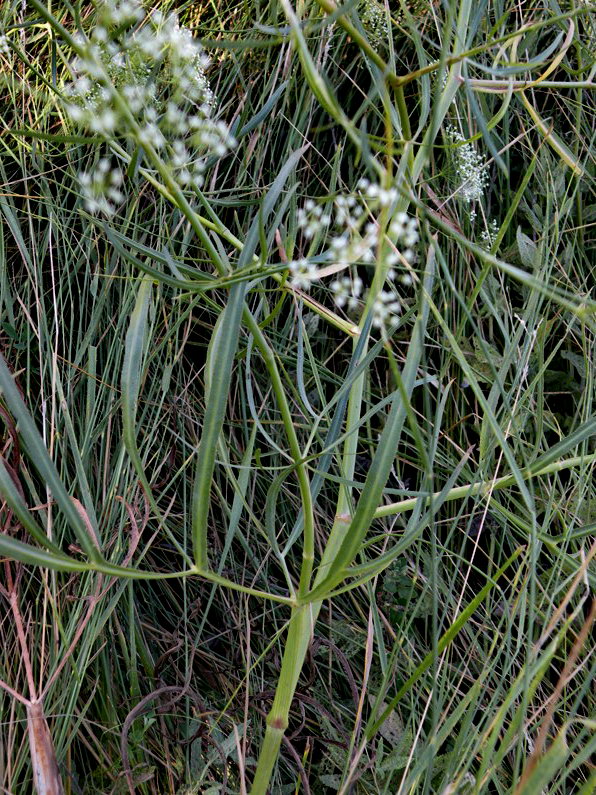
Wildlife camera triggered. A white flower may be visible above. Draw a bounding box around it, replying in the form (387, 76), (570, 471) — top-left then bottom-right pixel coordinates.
(364, 182), (398, 206)
(331, 275), (363, 310)
(138, 122), (166, 149)
(480, 218), (499, 249)
(289, 259), (319, 291)
(446, 125), (489, 203)
(390, 212), (419, 247)
(297, 201), (332, 239)
(89, 108), (117, 135)
(74, 76), (92, 96)
(78, 159), (125, 216)
(372, 290), (401, 328)
(293, 183), (418, 315)
(98, 0), (144, 28)
(352, 276), (363, 298)
(331, 277), (351, 307)
(62, 5), (236, 181)
(334, 195), (362, 228)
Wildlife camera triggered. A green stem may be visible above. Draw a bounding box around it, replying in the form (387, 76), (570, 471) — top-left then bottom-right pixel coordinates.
(251, 331), (368, 792)
(250, 606), (314, 793)
(373, 453), (596, 519)
(250, 0), (480, 785)
(313, 1), (586, 90)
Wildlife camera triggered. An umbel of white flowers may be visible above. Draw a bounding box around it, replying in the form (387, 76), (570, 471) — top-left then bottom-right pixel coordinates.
(64, 0), (236, 215)
(289, 181), (420, 329)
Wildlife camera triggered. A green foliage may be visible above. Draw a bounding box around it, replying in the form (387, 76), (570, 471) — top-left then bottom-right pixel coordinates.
(0, 0), (594, 793)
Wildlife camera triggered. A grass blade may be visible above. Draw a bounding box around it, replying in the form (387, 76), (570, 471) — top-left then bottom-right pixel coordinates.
(0, 355), (101, 561)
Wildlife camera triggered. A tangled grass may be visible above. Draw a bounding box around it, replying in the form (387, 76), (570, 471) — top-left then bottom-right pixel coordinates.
(0, 1), (594, 792)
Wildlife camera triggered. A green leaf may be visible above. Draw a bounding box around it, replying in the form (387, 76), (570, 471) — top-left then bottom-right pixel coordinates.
(0, 533), (89, 573)
(121, 279), (153, 473)
(516, 227), (538, 269)
(237, 81), (288, 137)
(0, 457), (64, 556)
(121, 280), (194, 568)
(239, 145), (308, 270)
(305, 245), (435, 601)
(366, 546), (526, 739)
(279, 0), (361, 150)
(192, 282), (246, 569)
(0, 355), (101, 561)
(517, 731), (568, 795)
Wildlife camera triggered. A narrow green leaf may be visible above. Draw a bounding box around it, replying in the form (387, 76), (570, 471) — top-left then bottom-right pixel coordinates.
(192, 282), (246, 569)
(305, 247), (435, 601)
(518, 731), (568, 795)
(238, 145), (308, 270)
(237, 81), (288, 137)
(428, 295), (535, 511)
(121, 279), (152, 460)
(464, 65), (508, 174)
(0, 355), (101, 561)
(0, 457), (64, 555)
(12, 128), (102, 144)
(280, 0), (360, 150)
(423, 200), (596, 326)
(518, 91), (585, 176)
(0, 533), (89, 573)
(104, 226), (213, 282)
(531, 416), (596, 471)
(121, 280), (194, 568)
(0, 195), (33, 269)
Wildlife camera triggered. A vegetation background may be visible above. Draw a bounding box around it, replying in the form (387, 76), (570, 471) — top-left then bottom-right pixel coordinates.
(0, 0), (594, 793)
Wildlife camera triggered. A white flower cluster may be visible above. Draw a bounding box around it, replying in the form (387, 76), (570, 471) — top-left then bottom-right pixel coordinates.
(480, 218), (499, 250)
(96, 0), (143, 28)
(371, 290), (402, 328)
(290, 182), (419, 329)
(330, 275), (363, 310)
(360, 0), (389, 42)
(388, 211), (419, 269)
(0, 33), (10, 55)
(288, 258), (319, 291)
(446, 125), (489, 207)
(63, 0), (236, 191)
(296, 200), (332, 239)
(78, 158), (124, 216)
(358, 178), (398, 207)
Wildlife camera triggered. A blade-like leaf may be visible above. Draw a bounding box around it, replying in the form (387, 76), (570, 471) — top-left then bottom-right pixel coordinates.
(305, 244), (435, 601)
(193, 282), (246, 569)
(0, 457), (64, 555)
(366, 546), (526, 738)
(0, 355), (101, 561)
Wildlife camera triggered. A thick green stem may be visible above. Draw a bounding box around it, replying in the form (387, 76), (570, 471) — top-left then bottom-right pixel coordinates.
(250, 606), (315, 793)
(374, 452), (596, 519)
(251, 331), (367, 792)
(250, 6), (480, 789)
